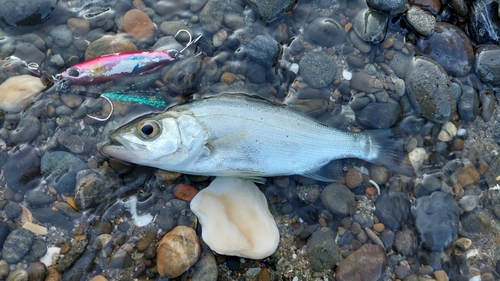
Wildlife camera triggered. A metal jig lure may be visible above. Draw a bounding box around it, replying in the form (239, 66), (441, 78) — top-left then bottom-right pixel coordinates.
(55, 30), (202, 85)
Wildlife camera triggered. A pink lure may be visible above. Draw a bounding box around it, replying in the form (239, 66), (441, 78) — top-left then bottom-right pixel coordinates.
(58, 50), (179, 84)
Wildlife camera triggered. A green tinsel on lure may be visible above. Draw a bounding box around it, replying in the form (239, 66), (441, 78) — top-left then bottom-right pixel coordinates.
(102, 92), (166, 108)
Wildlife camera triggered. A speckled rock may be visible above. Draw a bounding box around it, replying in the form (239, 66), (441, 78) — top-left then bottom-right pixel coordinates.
(3, 144), (40, 192)
(199, 0), (230, 33)
(353, 8), (389, 43)
(394, 228), (418, 256)
(157, 225), (201, 278)
(303, 18), (346, 47)
(320, 183), (355, 216)
(57, 130), (95, 154)
(357, 102), (402, 129)
(2, 228), (35, 264)
(67, 18), (90, 37)
(246, 35), (279, 67)
(474, 44), (500, 87)
(122, 9), (155, 40)
(247, 0), (296, 21)
(409, 0), (441, 14)
(41, 151), (87, 194)
(336, 244), (386, 280)
(84, 35), (138, 60)
(0, 75), (46, 113)
(74, 169), (109, 209)
(9, 116), (41, 144)
(299, 52), (337, 88)
(49, 25), (74, 48)
(458, 85), (479, 122)
(306, 228), (341, 272)
(405, 6), (436, 37)
(416, 22), (474, 77)
(405, 56), (456, 122)
(4, 202), (22, 220)
(412, 191), (459, 251)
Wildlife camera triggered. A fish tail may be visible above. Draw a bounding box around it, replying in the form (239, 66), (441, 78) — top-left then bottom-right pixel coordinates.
(367, 129), (415, 177)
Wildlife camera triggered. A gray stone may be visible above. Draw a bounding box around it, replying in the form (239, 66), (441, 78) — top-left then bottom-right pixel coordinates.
(247, 0), (296, 22)
(374, 192), (410, 231)
(350, 71), (384, 94)
(3, 144), (40, 192)
(156, 208), (175, 232)
(393, 228), (417, 256)
(49, 25), (74, 48)
(41, 151), (87, 194)
(191, 249), (218, 281)
(199, 0), (230, 33)
(0, 0), (58, 32)
(303, 18), (346, 47)
(58, 130), (95, 154)
(2, 228), (35, 264)
(475, 44), (500, 87)
(411, 191), (459, 251)
(405, 56), (456, 122)
(356, 102), (402, 129)
(246, 61), (266, 84)
(299, 52), (337, 88)
(246, 35), (279, 67)
(320, 183), (355, 216)
(306, 228), (341, 272)
(25, 187), (57, 206)
(458, 85), (479, 122)
(367, 0), (405, 11)
(9, 116), (41, 145)
(480, 90), (495, 122)
(349, 31), (372, 53)
(4, 202), (22, 220)
(353, 8), (389, 43)
(405, 6), (436, 37)
(74, 169), (109, 210)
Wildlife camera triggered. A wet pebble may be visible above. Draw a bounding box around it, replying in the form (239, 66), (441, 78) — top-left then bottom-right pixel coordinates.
(159, 21), (192, 39)
(122, 9), (155, 40)
(199, 0), (230, 33)
(405, 6), (436, 37)
(13, 42), (45, 65)
(374, 191), (410, 231)
(405, 56), (455, 122)
(84, 35), (138, 61)
(468, 0), (500, 44)
(303, 18), (346, 47)
(60, 93), (84, 109)
(25, 187), (57, 206)
(246, 61), (266, 84)
(416, 22), (474, 77)
(41, 151), (87, 194)
(4, 202), (22, 220)
(299, 52), (337, 88)
(306, 228), (341, 272)
(0, 260), (8, 279)
(67, 18), (90, 37)
(0, 0), (58, 32)
(157, 225), (201, 278)
(49, 25), (74, 48)
(6, 267), (28, 281)
(437, 122), (457, 142)
(409, 0), (441, 14)
(336, 244), (386, 280)
(394, 228), (418, 256)
(0, 75), (46, 113)
(58, 130), (95, 154)
(247, 0), (296, 21)
(3, 144), (40, 192)
(74, 169), (108, 209)
(9, 116), (41, 145)
(474, 44), (500, 87)
(57, 236), (88, 272)
(191, 249), (218, 281)
(458, 85), (479, 121)
(480, 90), (495, 122)
(109, 249), (133, 268)
(320, 183), (355, 216)
(223, 13), (245, 31)
(356, 102), (402, 129)
(246, 35), (278, 67)
(2, 228), (35, 264)
(156, 208), (175, 232)
(349, 31), (372, 54)
(412, 191), (459, 251)
(353, 8), (389, 43)
(458, 195), (479, 212)
(369, 165), (390, 185)
(173, 183), (198, 201)
(345, 168), (363, 188)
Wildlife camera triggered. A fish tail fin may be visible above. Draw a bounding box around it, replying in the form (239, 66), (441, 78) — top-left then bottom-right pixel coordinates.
(368, 129), (415, 177)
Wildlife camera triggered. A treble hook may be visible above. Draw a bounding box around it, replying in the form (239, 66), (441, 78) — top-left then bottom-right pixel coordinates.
(87, 95), (114, 122)
(174, 29), (203, 58)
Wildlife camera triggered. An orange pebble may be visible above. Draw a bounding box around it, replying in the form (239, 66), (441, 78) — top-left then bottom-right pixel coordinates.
(373, 223), (385, 233)
(365, 187), (378, 196)
(344, 23), (352, 33)
(173, 184), (198, 201)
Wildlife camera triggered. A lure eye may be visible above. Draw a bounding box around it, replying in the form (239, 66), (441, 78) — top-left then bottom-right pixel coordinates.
(137, 120), (161, 140)
(67, 68), (80, 77)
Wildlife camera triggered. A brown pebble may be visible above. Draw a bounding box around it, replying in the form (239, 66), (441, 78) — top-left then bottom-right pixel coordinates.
(385, 50), (396, 60)
(59, 242), (71, 254)
(381, 35), (395, 49)
(452, 139), (464, 150)
(136, 231), (156, 251)
(44, 266), (62, 281)
(341, 217), (352, 229)
(173, 183), (198, 202)
(221, 72), (237, 84)
(365, 187), (378, 196)
(373, 223), (385, 233)
(203, 57), (217, 76)
(157, 225), (201, 278)
(155, 170), (182, 181)
(122, 9), (155, 40)
(67, 18), (90, 36)
(257, 267), (271, 281)
(90, 275), (108, 281)
(345, 168), (363, 188)
(477, 159), (489, 175)
(121, 243), (134, 253)
(213, 29), (227, 47)
(455, 164), (480, 188)
(351, 222), (361, 235)
(433, 270), (449, 281)
(27, 261), (46, 281)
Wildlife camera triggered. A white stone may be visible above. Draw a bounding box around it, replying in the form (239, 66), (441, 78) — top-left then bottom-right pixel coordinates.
(437, 121), (457, 141)
(39, 247), (61, 267)
(0, 75), (45, 113)
(408, 147), (426, 171)
(190, 177), (279, 259)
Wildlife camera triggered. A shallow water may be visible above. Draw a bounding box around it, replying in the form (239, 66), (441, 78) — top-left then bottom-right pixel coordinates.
(0, 0), (499, 280)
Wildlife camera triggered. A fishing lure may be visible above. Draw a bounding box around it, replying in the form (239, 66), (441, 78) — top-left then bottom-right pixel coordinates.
(55, 30), (202, 85)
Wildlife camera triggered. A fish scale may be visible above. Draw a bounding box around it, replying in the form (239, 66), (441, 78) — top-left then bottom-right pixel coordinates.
(101, 94), (414, 181)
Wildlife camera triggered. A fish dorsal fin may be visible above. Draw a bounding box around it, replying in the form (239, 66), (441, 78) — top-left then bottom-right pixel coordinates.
(303, 159), (344, 182)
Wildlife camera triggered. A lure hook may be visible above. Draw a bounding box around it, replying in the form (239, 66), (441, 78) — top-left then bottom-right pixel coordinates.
(174, 29), (203, 58)
(87, 95), (114, 122)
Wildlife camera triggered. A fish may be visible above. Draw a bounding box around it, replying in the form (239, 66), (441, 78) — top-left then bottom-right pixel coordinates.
(56, 50), (179, 84)
(100, 94), (414, 181)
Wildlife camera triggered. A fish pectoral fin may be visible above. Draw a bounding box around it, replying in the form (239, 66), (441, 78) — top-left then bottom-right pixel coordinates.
(206, 130), (250, 156)
(303, 159), (343, 182)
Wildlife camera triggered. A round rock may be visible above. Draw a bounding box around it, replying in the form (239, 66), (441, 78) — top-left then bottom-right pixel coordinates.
(405, 6), (436, 37)
(374, 191), (410, 231)
(246, 35), (279, 67)
(299, 52), (337, 88)
(49, 25), (74, 48)
(353, 8), (389, 43)
(122, 9), (154, 40)
(474, 44), (500, 87)
(41, 151), (87, 194)
(306, 228), (341, 272)
(320, 183), (355, 216)
(336, 244), (386, 279)
(367, 0), (405, 11)
(2, 228), (35, 264)
(303, 18), (346, 47)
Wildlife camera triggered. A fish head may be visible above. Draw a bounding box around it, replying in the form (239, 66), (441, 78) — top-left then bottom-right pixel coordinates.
(59, 67), (95, 84)
(101, 113), (208, 170)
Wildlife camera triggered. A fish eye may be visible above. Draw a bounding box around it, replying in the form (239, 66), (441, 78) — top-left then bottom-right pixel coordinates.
(67, 68), (80, 77)
(137, 120), (161, 140)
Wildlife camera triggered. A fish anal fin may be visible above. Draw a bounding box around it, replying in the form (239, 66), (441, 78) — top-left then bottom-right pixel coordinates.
(303, 159), (343, 182)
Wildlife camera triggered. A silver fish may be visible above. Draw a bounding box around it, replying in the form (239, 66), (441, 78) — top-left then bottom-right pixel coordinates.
(101, 94), (414, 181)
